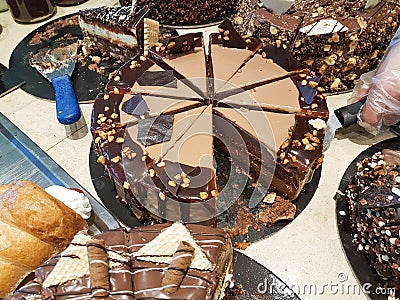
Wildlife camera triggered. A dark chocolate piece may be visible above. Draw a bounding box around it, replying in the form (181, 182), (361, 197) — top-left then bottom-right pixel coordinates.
(121, 94), (149, 116)
(218, 19), (247, 49)
(296, 77), (320, 105)
(137, 70), (177, 87)
(159, 32), (203, 55)
(137, 115), (174, 147)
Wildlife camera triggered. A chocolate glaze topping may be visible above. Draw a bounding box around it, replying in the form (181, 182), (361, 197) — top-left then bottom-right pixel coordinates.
(10, 224), (232, 300)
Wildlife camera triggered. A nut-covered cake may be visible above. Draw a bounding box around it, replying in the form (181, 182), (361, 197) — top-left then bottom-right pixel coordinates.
(9, 223), (233, 300)
(231, 0), (400, 92)
(91, 20), (328, 224)
(119, 0), (237, 26)
(343, 149), (400, 291)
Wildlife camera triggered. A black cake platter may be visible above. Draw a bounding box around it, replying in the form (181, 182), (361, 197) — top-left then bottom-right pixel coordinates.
(336, 137), (400, 300)
(8, 13), (177, 103)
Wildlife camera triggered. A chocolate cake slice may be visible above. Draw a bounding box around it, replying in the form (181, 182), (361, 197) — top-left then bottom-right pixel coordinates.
(343, 149), (400, 291)
(9, 223), (233, 300)
(78, 6), (150, 61)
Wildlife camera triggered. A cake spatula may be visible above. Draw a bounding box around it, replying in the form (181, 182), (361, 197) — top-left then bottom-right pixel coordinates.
(30, 43), (81, 125)
(323, 97), (367, 150)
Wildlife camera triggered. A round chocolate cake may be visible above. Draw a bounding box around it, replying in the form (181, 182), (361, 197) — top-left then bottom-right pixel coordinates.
(91, 20), (328, 224)
(231, 0), (400, 92)
(344, 149), (400, 291)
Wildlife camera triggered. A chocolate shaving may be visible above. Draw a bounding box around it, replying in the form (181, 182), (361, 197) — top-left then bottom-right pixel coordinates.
(137, 115), (174, 146)
(86, 239), (110, 297)
(121, 94), (149, 116)
(137, 70), (177, 87)
(296, 77), (320, 105)
(161, 241), (195, 293)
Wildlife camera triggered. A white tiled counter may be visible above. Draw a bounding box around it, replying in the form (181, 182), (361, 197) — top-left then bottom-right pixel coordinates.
(0, 2), (396, 299)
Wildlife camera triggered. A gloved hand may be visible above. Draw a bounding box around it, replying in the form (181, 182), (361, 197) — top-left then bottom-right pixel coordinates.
(349, 27), (400, 134)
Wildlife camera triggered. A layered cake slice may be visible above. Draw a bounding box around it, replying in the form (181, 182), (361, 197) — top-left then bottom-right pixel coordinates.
(342, 149), (400, 291)
(209, 20), (263, 92)
(123, 105), (216, 222)
(78, 6), (150, 61)
(9, 223), (233, 300)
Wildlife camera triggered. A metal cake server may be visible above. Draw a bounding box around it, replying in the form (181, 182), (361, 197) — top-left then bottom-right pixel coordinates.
(323, 98), (367, 150)
(30, 43), (81, 125)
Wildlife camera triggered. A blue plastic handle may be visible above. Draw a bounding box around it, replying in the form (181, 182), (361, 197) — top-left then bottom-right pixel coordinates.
(52, 74), (81, 125)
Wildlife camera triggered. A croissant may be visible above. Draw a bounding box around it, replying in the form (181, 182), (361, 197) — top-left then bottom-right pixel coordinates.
(0, 181), (87, 298)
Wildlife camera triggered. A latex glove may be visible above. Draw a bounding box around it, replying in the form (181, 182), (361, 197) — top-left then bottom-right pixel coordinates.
(349, 27), (400, 134)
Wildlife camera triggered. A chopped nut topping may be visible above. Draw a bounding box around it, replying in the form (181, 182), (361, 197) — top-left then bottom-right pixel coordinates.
(94, 137), (101, 144)
(111, 113), (118, 119)
(159, 191), (166, 200)
(279, 152), (286, 160)
(104, 106), (110, 112)
(263, 192), (276, 204)
(157, 161), (166, 167)
(168, 180), (177, 187)
(114, 75), (120, 82)
(139, 55), (146, 61)
(211, 190), (218, 197)
(116, 137), (124, 144)
(223, 30), (230, 36)
(123, 181), (130, 189)
(149, 169), (156, 177)
(301, 80), (307, 86)
(223, 36), (229, 41)
(97, 155), (106, 165)
(180, 172), (187, 178)
(281, 140), (290, 149)
(308, 81), (318, 88)
(292, 140), (302, 147)
(311, 103), (318, 109)
(182, 177), (191, 184)
(302, 138), (310, 145)
(100, 116), (107, 123)
(113, 87), (119, 94)
(199, 192), (208, 200)
(111, 156), (121, 163)
(305, 144), (316, 151)
(283, 158), (289, 165)
(180, 183), (189, 188)
(167, 41), (176, 49)
(107, 135), (114, 143)
(174, 174), (182, 181)
(269, 26), (278, 35)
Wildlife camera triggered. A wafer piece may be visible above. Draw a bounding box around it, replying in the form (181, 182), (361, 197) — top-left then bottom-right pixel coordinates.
(161, 241), (195, 293)
(43, 232), (128, 288)
(87, 239), (110, 297)
(133, 222), (213, 271)
(143, 18), (159, 56)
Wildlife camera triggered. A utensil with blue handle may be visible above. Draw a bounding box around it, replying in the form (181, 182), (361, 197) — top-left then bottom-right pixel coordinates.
(30, 43), (81, 125)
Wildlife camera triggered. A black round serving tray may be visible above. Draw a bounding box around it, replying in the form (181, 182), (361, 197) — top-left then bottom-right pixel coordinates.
(9, 13), (176, 102)
(89, 145), (321, 245)
(336, 137), (400, 300)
